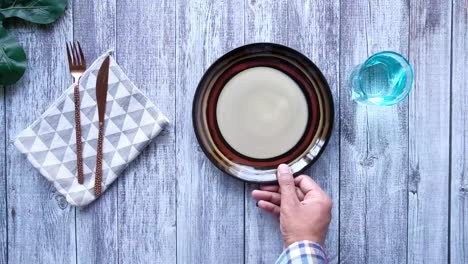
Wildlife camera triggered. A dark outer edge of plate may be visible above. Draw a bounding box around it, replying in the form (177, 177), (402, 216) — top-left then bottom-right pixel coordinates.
(192, 42), (335, 183)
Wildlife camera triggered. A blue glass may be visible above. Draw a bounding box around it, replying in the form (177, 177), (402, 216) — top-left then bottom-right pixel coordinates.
(350, 51), (413, 106)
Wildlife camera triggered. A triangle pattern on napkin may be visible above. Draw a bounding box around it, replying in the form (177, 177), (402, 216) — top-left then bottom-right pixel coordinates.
(13, 52), (169, 207)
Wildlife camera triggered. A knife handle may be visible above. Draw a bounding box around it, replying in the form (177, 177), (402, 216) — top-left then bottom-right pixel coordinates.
(74, 84), (84, 185)
(94, 121), (104, 197)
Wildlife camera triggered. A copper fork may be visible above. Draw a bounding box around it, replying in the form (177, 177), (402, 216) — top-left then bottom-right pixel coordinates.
(66, 41), (86, 184)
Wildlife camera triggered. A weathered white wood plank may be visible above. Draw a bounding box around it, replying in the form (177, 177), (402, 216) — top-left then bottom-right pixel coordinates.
(244, 0), (288, 46)
(176, 0), (245, 263)
(451, 1), (468, 263)
(288, 1), (340, 263)
(340, 1), (409, 263)
(1, 86), (6, 264)
(244, 0), (288, 263)
(116, 1), (176, 263)
(72, 1), (118, 263)
(4, 8), (76, 264)
(408, 1), (452, 263)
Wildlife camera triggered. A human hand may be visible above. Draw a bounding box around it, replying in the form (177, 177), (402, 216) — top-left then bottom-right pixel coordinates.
(251, 164), (332, 247)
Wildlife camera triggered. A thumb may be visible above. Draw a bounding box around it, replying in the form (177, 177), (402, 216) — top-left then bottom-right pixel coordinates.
(277, 164), (299, 206)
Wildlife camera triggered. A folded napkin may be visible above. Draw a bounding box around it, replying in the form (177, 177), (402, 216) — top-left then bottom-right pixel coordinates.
(14, 51), (169, 207)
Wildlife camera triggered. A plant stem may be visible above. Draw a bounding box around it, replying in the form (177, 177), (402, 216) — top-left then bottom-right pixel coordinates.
(0, 0), (43, 11)
(0, 6), (49, 12)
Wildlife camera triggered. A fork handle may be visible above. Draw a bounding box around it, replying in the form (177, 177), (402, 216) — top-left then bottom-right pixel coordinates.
(94, 121), (104, 197)
(74, 83), (84, 185)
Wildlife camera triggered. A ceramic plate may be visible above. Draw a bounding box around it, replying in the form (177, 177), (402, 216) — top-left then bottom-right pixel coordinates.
(193, 43), (334, 183)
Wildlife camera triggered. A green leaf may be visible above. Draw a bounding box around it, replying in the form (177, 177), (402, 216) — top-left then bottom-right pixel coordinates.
(0, 0), (67, 24)
(0, 1), (15, 9)
(0, 24), (26, 85)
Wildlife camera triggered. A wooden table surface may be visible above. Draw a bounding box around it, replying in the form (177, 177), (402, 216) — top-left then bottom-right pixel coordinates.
(1, 1), (467, 263)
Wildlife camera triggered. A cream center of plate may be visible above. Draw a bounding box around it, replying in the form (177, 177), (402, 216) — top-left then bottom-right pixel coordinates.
(216, 66), (309, 159)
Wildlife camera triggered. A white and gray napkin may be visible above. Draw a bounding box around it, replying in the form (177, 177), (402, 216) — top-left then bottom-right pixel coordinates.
(14, 51), (169, 207)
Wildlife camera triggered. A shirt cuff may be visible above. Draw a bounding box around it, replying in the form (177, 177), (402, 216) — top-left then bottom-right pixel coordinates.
(275, 240), (327, 264)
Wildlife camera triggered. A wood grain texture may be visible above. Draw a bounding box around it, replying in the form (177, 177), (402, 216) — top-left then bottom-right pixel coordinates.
(244, 0), (288, 46)
(288, 1), (340, 263)
(450, 1), (468, 263)
(340, 1), (409, 263)
(4, 8), (76, 264)
(1, 86), (6, 263)
(72, 1), (118, 264)
(4, 1), (468, 263)
(243, 0), (288, 263)
(408, 0), (452, 263)
(116, 0), (176, 263)
(175, 0), (245, 263)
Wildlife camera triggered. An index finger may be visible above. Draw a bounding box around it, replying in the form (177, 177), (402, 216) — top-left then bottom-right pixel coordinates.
(259, 185), (280, 192)
(294, 175), (322, 195)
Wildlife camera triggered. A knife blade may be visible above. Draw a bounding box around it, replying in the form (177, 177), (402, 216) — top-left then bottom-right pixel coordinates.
(96, 56), (110, 122)
(94, 56), (110, 197)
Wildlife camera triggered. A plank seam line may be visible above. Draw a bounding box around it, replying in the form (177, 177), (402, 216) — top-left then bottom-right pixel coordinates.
(406, 1), (411, 263)
(115, 1), (120, 263)
(174, 0), (178, 263)
(71, 3), (78, 264)
(242, 0), (246, 263)
(3, 76), (8, 264)
(448, 0), (454, 263)
(337, 0), (341, 263)
(364, 1), (371, 262)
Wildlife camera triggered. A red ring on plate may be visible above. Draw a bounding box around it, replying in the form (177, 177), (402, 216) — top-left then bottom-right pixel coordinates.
(206, 58), (319, 168)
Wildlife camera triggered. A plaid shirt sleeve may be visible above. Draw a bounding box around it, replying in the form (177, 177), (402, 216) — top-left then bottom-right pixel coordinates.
(275, 240), (327, 264)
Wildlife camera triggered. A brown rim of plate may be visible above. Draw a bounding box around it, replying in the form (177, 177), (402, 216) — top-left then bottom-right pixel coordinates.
(192, 43), (334, 183)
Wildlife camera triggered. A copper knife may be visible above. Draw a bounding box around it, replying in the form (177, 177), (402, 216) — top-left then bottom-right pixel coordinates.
(94, 56), (110, 197)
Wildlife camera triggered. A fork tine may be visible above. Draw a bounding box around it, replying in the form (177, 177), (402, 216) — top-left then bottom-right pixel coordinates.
(71, 42), (77, 65)
(66, 42), (73, 66)
(73, 42), (80, 66)
(70, 42), (76, 65)
(77, 41), (86, 66)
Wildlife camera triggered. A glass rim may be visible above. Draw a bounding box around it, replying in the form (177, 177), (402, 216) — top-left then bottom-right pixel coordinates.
(362, 51), (414, 106)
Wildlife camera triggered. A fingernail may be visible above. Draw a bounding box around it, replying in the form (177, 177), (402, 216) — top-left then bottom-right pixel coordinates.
(278, 164), (291, 175)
